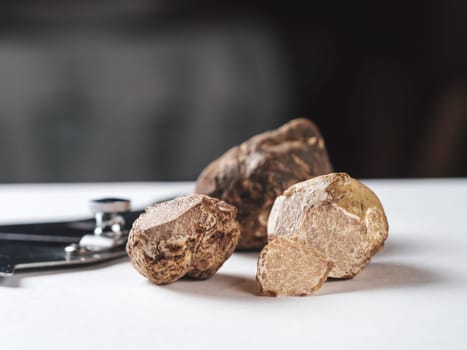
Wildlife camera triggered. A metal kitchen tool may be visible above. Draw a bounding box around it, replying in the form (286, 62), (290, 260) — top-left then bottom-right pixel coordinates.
(0, 197), (152, 276)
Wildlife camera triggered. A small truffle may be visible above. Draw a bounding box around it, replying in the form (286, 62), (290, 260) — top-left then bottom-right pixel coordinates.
(126, 194), (240, 285)
(195, 118), (333, 250)
(268, 173), (389, 278)
(257, 236), (334, 297)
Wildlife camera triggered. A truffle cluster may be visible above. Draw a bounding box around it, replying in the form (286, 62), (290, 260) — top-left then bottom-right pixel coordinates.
(126, 119), (389, 296)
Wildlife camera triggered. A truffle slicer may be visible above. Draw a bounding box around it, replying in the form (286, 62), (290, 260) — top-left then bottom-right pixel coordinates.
(0, 197), (172, 277)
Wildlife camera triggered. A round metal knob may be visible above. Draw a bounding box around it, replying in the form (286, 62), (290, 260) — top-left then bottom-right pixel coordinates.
(89, 198), (131, 215)
(89, 198), (131, 237)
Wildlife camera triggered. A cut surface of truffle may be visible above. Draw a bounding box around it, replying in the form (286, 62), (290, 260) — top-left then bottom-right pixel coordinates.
(126, 194), (240, 284)
(257, 237), (333, 296)
(268, 173), (389, 278)
(195, 118), (333, 250)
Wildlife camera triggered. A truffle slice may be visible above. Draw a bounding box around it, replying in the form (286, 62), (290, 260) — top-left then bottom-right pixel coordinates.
(268, 173), (389, 278)
(257, 236), (334, 296)
(195, 118), (333, 250)
(126, 194), (240, 285)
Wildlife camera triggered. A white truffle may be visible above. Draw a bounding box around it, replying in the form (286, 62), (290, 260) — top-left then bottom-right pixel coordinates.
(126, 194), (240, 284)
(195, 118), (333, 250)
(268, 173), (389, 278)
(257, 236), (334, 296)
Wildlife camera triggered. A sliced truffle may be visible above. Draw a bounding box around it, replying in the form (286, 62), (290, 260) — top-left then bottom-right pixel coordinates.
(268, 173), (389, 278)
(126, 194), (240, 285)
(257, 236), (334, 297)
(195, 118), (333, 250)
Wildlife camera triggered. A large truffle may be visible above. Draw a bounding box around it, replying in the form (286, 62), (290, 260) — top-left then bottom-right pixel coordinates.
(268, 173), (389, 278)
(257, 236), (334, 297)
(195, 118), (333, 250)
(126, 194), (240, 285)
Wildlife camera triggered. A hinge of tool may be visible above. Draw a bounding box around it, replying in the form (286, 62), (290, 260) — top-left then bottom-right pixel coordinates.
(65, 198), (131, 258)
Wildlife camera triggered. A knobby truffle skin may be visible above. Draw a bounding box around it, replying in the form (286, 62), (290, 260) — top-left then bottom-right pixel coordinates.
(257, 236), (334, 297)
(126, 194), (240, 285)
(268, 173), (389, 278)
(195, 118), (333, 250)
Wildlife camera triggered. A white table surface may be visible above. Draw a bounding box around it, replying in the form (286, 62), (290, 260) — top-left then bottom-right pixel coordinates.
(1, 179), (466, 350)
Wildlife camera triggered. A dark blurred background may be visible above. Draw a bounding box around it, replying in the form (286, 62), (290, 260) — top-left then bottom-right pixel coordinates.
(1, 0), (466, 182)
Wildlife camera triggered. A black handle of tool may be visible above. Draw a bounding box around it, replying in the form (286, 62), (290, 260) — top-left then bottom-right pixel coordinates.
(0, 195), (179, 243)
(0, 210), (143, 237)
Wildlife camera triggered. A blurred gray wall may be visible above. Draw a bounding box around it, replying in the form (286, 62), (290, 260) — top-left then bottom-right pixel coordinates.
(0, 23), (292, 182)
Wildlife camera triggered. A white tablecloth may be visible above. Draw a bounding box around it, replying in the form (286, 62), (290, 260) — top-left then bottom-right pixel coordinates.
(1, 180), (466, 350)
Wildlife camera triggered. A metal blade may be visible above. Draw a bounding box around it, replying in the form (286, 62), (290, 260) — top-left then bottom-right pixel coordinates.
(0, 233), (79, 244)
(0, 241), (127, 277)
